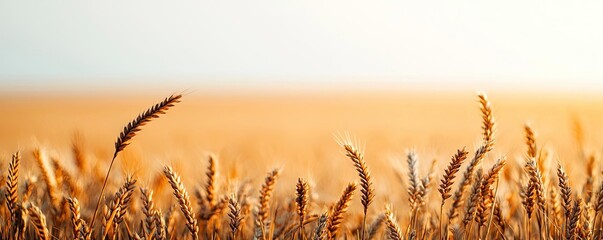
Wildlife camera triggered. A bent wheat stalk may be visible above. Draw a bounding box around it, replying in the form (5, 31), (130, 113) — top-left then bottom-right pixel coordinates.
(90, 94), (182, 227)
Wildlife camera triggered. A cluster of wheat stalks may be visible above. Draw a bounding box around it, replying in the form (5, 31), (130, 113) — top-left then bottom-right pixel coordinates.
(1, 93), (602, 240)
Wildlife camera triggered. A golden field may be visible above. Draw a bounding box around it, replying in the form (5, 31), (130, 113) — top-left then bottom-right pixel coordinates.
(1, 91), (603, 239)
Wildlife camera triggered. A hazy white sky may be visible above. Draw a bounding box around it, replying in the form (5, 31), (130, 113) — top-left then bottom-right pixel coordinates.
(1, 0), (602, 92)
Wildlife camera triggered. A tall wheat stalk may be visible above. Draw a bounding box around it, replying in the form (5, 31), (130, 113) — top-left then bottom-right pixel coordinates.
(90, 94), (182, 227)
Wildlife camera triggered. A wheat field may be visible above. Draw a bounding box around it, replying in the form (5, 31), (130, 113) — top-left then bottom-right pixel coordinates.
(1, 92), (603, 239)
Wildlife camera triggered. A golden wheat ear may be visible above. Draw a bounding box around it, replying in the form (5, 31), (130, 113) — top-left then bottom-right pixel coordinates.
(557, 164), (572, 220)
(296, 178), (310, 239)
(438, 148), (468, 239)
(439, 148), (469, 202)
(337, 136), (374, 240)
(384, 205), (403, 240)
(140, 187), (155, 237)
(477, 91), (495, 151)
(67, 197), (82, 239)
(314, 213), (328, 240)
(228, 195), (243, 238)
(90, 94), (182, 228)
(163, 166), (198, 240)
(326, 182), (356, 239)
(28, 203), (50, 240)
(256, 168), (281, 229)
(477, 158), (506, 233)
(113, 94), (182, 158)
(6, 152), (20, 218)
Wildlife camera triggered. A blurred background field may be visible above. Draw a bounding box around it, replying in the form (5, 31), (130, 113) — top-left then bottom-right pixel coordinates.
(2, 91), (602, 201)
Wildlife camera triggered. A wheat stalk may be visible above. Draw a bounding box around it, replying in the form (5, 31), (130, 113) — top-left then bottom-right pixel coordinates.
(256, 167), (281, 235)
(463, 169), (483, 228)
(198, 155), (223, 224)
(327, 182), (356, 239)
(28, 203), (50, 240)
(33, 148), (60, 208)
(90, 94), (182, 227)
(228, 195), (243, 239)
(524, 124), (537, 159)
(478, 158), (506, 228)
(102, 193), (121, 238)
(339, 140), (374, 240)
(205, 155), (217, 208)
(438, 148), (469, 239)
(113, 94), (182, 158)
(406, 151), (420, 213)
(113, 175), (137, 233)
(78, 219), (92, 240)
(558, 164), (572, 219)
(314, 213), (328, 240)
(384, 205), (403, 240)
(5, 152), (20, 230)
(579, 203), (592, 240)
(448, 92), (496, 223)
(550, 187), (562, 226)
(67, 197), (83, 239)
(556, 163), (573, 238)
(524, 125), (546, 211)
(492, 199), (506, 236)
(296, 178), (310, 239)
(477, 91), (495, 151)
(163, 166), (198, 239)
(439, 148), (469, 203)
(6, 153), (26, 239)
(567, 198), (582, 240)
(153, 210), (166, 240)
(448, 145), (488, 221)
(140, 187), (155, 237)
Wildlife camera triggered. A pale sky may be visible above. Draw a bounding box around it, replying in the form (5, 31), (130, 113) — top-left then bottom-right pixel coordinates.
(1, 0), (602, 93)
